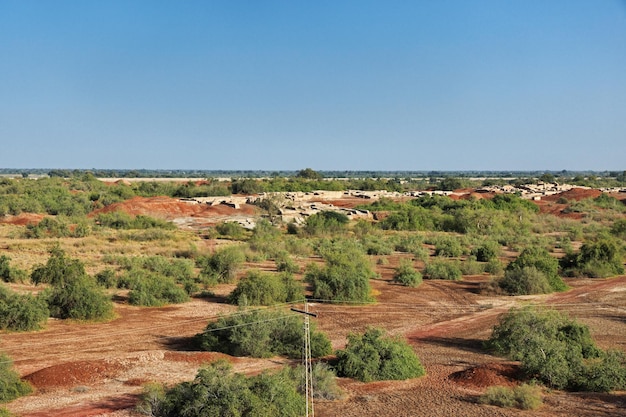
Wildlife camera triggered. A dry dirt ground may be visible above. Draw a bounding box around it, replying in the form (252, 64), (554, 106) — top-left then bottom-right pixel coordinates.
(2, 191), (626, 416)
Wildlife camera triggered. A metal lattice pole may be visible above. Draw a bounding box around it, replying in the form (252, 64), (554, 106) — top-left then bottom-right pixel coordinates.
(291, 302), (317, 417)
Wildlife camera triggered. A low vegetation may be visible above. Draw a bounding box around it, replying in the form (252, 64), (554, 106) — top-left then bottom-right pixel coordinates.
(137, 360), (306, 417)
(195, 308), (331, 359)
(0, 353), (32, 403)
(335, 328), (425, 382)
(478, 384), (542, 410)
(488, 307), (626, 391)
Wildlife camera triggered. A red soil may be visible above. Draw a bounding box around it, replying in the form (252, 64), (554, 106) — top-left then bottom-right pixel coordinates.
(89, 196), (257, 220)
(449, 363), (521, 388)
(0, 213), (45, 226)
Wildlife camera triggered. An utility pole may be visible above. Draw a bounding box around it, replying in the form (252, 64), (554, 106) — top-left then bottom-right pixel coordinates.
(291, 301), (317, 417)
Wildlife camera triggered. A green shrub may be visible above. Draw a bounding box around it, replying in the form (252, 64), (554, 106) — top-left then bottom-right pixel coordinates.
(423, 260), (462, 280)
(484, 258), (504, 276)
(433, 236), (464, 257)
(498, 266), (553, 295)
(228, 270), (303, 306)
(305, 239), (375, 302)
(460, 255), (484, 275)
(304, 211), (349, 235)
(487, 307), (626, 391)
(24, 217), (71, 238)
(392, 259), (422, 287)
(0, 353), (32, 403)
(95, 269), (117, 288)
(137, 360), (305, 417)
(506, 247), (566, 292)
(393, 234), (424, 254)
(45, 274), (114, 321)
(195, 309), (331, 359)
(31, 246), (114, 321)
(561, 237), (624, 278)
(96, 211), (175, 230)
(479, 384), (542, 410)
(275, 253), (300, 274)
(288, 362), (344, 400)
(197, 245), (246, 285)
(0, 256), (27, 283)
(610, 218), (626, 239)
(0, 285), (49, 331)
(360, 234), (394, 255)
(122, 269), (189, 306)
(471, 240), (501, 262)
(335, 328), (425, 382)
(216, 221), (246, 239)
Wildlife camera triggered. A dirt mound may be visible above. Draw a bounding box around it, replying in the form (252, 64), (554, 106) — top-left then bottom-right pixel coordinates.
(89, 196), (256, 220)
(0, 213), (45, 226)
(543, 188), (602, 202)
(24, 360), (127, 390)
(448, 363), (521, 388)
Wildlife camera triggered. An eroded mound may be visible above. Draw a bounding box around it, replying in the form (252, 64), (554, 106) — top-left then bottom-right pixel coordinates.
(448, 363), (521, 388)
(25, 360), (128, 390)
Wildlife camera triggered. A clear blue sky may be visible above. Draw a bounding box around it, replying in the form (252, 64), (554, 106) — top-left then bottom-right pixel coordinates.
(1, 1), (625, 171)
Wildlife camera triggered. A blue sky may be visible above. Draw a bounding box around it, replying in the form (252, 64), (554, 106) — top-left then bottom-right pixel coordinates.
(1, 1), (625, 171)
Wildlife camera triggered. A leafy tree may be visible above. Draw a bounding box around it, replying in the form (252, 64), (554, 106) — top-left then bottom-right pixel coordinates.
(305, 239), (375, 302)
(0, 353), (32, 403)
(138, 360), (306, 417)
(433, 235), (464, 257)
(303, 211), (349, 236)
(506, 247), (566, 292)
(335, 328), (425, 382)
(560, 237), (625, 278)
(471, 240), (501, 262)
(0, 256), (27, 283)
(195, 309), (331, 359)
(0, 285), (49, 331)
(32, 246), (114, 321)
(423, 260), (462, 280)
(123, 269), (189, 307)
(197, 245), (246, 285)
(498, 266), (553, 295)
(392, 259), (422, 287)
(228, 270), (303, 306)
(296, 168), (323, 180)
(488, 307), (626, 391)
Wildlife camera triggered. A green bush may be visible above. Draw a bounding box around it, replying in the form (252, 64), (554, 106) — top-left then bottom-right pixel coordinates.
(471, 240), (501, 262)
(95, 268), (117, 289)
(479, 384), (542, 410)
(498, 266), (553, 295)
(0, 285), (49, 331)
(216, 221), (246, 239)
(488, 307), (626, 391)
(0, 353), (32, 403)
(197, 245), (246, 285)
(460, 255), (485, 275)
(0, 256), (27, 283)
(228, 270), (303, 306)
(275, 253), (300, 274)
(610, 218), (626, 239)
(288, 362), (344, 400)
(423, 260), (462, 280)
(561, 237), (624, 278)
(506, 247), (566, 292)
(303, 211), (349, 235)
(195, 309), (331, 359)
(138, 360), (305, 417)
(360, 234), (394, 255)
(24, 217), (71, 238)
(433, 236), (464, 257)
(335, 328), (425, 382)
(305, 239), (375, 302)
(45, 274), (114, 321)
(392, 259), (422, 287)
(31, 246), (114, 321)
(124, 269), (189, 307)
